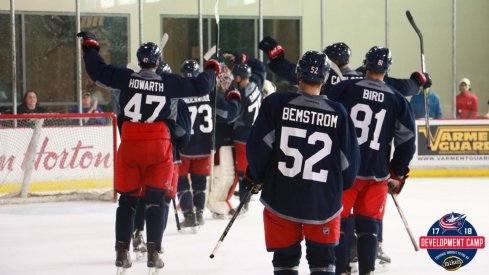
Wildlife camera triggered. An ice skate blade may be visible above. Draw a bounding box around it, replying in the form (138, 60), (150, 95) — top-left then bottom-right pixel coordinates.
(374, 259), (390, 273)
(148, 267), (163, 275)
(178, 226), (199, 234)
(116, 267), (129, 275)
(134, 250), (147, 262)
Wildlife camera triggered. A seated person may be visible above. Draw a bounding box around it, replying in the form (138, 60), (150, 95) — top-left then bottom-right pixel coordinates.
(72, 91), (107, 125)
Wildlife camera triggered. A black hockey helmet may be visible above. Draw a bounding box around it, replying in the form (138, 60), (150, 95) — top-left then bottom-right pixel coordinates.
(231, 64), (252, 79)
(180, 59), (200, 77)
(137, 42), (161, 68)
(364, 46), (392, 73)
(323, 42), (351, 65)
(296, 50), (330, 84)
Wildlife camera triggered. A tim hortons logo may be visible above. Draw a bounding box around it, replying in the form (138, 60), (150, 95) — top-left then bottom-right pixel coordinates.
(0, 137), (113, 171)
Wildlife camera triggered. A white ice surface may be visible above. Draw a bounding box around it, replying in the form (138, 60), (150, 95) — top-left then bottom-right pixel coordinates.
(1, 177), (488, 275)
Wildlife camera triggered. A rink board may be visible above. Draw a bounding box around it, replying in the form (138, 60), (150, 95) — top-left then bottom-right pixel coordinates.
(410, 119), (489, 177)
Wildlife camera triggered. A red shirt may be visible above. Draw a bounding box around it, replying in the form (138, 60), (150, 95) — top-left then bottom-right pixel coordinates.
(456, 92), (478, 118)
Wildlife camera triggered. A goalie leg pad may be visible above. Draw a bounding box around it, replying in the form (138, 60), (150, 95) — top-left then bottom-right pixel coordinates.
(207, 146), (235, 215)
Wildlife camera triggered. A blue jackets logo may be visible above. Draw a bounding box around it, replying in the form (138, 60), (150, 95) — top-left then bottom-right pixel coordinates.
(420, 212), (485, 271)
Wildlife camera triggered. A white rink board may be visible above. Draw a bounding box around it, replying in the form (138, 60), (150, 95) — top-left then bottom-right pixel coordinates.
(0, 125), (114, 185)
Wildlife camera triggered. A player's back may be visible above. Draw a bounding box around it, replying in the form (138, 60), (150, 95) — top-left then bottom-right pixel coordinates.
(327, 78), (415, 180)
(180, 95), (213, 157)
(233, 81), (262, 143)
(250, 91), (358, 222)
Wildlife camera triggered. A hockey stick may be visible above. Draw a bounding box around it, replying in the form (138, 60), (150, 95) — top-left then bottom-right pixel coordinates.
(406, 10), (431, 150)
(172, 198), (181, 231)
(209, 189), (252, 259)
(389, 190), (420, 251)
(209, 0), (220, 194)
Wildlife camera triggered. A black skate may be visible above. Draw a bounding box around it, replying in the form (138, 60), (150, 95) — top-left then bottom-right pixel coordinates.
(147, 242), (164, 275)
(196, 209), (205, 225)
(180, 211), (198, 233)
(115, 241), (132, 275)
(132, 229), (147, 261)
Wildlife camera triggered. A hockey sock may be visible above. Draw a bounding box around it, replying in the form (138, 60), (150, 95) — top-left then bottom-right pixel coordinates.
(191, 174), (207, 210)
(134, 198), (146, 231)
(177, 176), (193, 213)
(334, 218), (351, 274)
(377, 219), (383, 242)
(144, 189), (166, 251)
(116, 195), (138, 244)
(236, 172), (250, 204)
(162, 196), (172, 232)
(355, 215), (379, 274)
(272, 242), (301, 275)
(305, 240), (335, 275)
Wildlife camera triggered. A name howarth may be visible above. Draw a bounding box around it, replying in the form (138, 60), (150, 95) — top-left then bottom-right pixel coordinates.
(128, 78), (164, 92)
(282, 107), (338, 128)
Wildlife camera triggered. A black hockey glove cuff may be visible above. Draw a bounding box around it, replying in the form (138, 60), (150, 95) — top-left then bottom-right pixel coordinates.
(76, 31), (100, 52)
(411, 71), (432, 88)
(259, 36), (284, 60)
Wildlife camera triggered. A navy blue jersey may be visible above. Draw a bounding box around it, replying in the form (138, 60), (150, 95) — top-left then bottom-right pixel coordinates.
(233, 82), (262, 143)
(327, 78), (416, 179)
(83, 49), (215, 127)
(246, 57), (267, 91)
(267, 56), (342, 94)
(173, 99), (191, 163)
(180, 95), (213, 157)
(341, 66), (363, 80)
(247, 92), (360, 224)
(355, 66), (419, 96)
(215, 90), (241, 123)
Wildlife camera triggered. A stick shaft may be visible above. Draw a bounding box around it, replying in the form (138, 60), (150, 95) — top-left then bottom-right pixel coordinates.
(390, 191), (420, 251)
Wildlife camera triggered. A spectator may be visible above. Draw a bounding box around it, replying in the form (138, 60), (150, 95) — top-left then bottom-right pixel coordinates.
(410, 89), (442, 119)
(456, 78), (478, 118)
(72, 91), (107, 124)
(17, 90), (46, 114)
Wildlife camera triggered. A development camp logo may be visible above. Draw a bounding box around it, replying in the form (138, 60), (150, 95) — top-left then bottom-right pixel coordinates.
(420, 212), (485, 271)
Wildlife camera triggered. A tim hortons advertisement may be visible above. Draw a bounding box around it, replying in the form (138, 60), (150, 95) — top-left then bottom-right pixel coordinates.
(0, 126), (114, 185)
(411, 119), (489, 169)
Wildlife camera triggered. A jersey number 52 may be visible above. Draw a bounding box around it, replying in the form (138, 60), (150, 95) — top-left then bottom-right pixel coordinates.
(278, 126), (332, 183)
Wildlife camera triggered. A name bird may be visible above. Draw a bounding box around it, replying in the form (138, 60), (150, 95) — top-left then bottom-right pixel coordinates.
(282, 107), (338, 128)
(128, 79), (164, 92)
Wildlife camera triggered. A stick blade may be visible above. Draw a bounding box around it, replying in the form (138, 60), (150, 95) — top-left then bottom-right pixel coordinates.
(204, 45), (217, 61)
(214, 0), (220, 24)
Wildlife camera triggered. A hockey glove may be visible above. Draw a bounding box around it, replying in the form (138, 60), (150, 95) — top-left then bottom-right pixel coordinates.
(76, 31), (100, 52)
(410, 71), (432, 89)
(388, 166), (409, 195)
(258, 36), (284, 60)
(223, 50), (249, 64)
(244, 166), (262, 194)
(225, 89), (242, 102)
(204, 59), (221, 76)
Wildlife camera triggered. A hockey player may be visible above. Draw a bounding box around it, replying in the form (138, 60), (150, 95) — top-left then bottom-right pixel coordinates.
(177, 59), (214, 229)
(207, 65), (244, 217)
(230, 63), (263, 212)
(258, 36), (429, 96)
(323, 42), (363, 81)
(327, 47), (416, 275)
(77, 31), (218, 274)
(246, 50), (360, 275)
